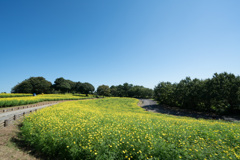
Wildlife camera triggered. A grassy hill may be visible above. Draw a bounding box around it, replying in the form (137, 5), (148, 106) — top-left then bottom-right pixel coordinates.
(21, 98), (240, 160)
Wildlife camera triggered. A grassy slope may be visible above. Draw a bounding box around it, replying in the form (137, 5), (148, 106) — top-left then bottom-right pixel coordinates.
(21, 98), (240, 160)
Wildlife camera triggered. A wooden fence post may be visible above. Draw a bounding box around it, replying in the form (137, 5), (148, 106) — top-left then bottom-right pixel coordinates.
(4, 120), (9, 127)
(14, 115), (17, 120)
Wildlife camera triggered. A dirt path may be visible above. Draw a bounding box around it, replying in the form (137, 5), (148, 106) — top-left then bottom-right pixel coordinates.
(139, 99), (240, 122)
(0, 119), (39, 160)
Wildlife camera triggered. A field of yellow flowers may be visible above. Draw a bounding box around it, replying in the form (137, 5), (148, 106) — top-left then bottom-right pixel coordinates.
(0, 94), (92, 107)
(21, 98), (240, 160)
(0, 93), (32, 98)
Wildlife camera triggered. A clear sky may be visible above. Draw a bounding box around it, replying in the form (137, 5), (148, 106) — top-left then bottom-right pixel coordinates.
(1, 0), (240, 92)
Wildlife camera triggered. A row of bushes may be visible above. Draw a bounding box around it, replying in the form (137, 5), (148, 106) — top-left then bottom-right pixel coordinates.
(154, 72), (240, 114)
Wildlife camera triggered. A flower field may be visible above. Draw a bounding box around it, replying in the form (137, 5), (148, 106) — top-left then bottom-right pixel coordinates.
(0, 94), (93, 107)
(0, 93), (32, 98)
(21, 98), (240, 160)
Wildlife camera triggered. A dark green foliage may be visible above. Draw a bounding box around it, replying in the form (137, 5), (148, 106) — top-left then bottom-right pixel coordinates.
(110, 83), (153, 98)
(97, 85), (111, 97)
(206, 73), (240, 113)
(11, 80), (33, 93)
(75, 82), (95, 96)
(154, 82), (176, 106)
(110, 86), (119, 97)
(12, 77), (95, 95)
(154, 72), (240, 114)
(52, 77), (72, 93)
(66, 80), (76, 93)
(11, 77), (52, 94)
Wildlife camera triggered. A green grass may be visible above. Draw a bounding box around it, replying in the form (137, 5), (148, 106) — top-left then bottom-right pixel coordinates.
(21, 98), (240, 160)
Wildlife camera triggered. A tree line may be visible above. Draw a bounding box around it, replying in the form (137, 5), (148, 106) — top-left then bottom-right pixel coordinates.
(154, 72), (240, 114)
(110, 83), (153, 98)
(11, 77), (95, 96)
(11, 77), (153, 98)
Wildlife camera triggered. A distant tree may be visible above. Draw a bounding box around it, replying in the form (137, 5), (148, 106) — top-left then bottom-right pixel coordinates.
(11, 77), (52, 94)
(29, 77), (52, 94)
(75, 82), (82, 93)
(82, 82), (95, 96)
(128, 85), (153, 98)
(11, 80), (33, 93)
(75, 82), (95, 96)
(237, 86), (240, 112)
(66, 80), (76, 93)
(206, 72), (239, 113)
(110, 86), (119, 96)
(110, 83), (153, 98)
(52, 77), (71, 93)
(122, 83), (133, 97)
(154, 82), (176, 106)
(142, 87), (153, 98)
(115, 85), (124, 97)
(97, 85), (111, 97)
(154, 72), (240, 114)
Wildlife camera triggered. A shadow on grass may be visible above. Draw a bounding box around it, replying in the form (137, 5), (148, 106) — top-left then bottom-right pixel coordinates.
(141, 100), (240, 122)
(10, 123), (52, 160)
(11, 123), (90, 160)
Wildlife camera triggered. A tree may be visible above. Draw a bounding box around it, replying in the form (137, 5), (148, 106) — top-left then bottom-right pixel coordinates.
(52, 77), (71, 93)
(75, 82), (95, 96)
(206, 72), (239, 113)
(110, 83), (153, 98)
(154, 72), (240, 114)
(122, 83), (133, 97)
(11, 80), (33, 93)
(66, 80), (76, 93)
(82, 82), (95, 96)
(129, 86), (153, 98)
(97, 85), (111, 97)
(11, 77), (52, 94)
(154, 82), (176, 106)
(110, 86), (119, 96)
(75, 82), (82, 93)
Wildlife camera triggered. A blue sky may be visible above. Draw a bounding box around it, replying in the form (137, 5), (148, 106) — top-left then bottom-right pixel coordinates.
(1, 0), (240, 92)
